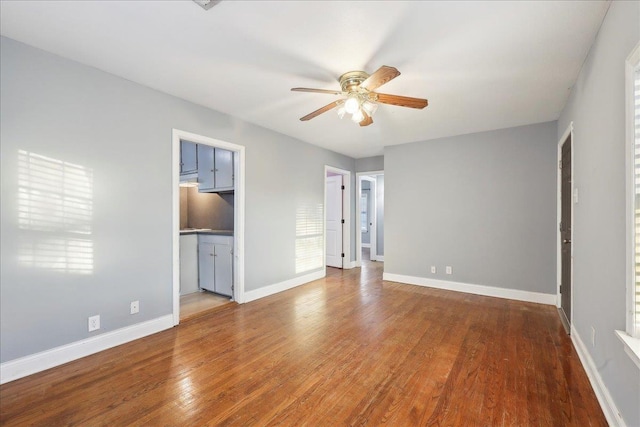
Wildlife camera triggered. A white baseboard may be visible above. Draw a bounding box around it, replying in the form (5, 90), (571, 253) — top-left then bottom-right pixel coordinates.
(344, 260), (356, 269)
(375, 255), (385, 262)
(243, 270), (325, 303)
(571, 325), (626, 427)
(382, 273), (556, 305)
(0, 314), (174, 385)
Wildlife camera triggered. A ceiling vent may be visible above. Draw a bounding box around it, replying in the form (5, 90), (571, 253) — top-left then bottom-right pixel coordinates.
(193, 0), (221, 11)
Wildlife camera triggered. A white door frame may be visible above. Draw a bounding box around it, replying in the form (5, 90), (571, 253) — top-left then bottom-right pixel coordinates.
(556, 122), (574, 326)
(356, 174), (377, 265)
(172, 129), (246, 326)
(324, 166), (351, 269)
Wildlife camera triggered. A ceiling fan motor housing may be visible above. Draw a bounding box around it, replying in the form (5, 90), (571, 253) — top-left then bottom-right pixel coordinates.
(339, 71), (369, 93)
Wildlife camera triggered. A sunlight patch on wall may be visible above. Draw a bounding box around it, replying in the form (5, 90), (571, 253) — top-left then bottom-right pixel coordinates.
(295, 204), (323, 274)
(17, 150), (94, 274)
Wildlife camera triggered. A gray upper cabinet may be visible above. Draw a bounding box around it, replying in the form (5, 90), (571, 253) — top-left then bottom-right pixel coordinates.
(180, 140), (198, 175)
(197, 144), (234, 192)
(197, 144), (215, 189)
(214, 148), (234, 189)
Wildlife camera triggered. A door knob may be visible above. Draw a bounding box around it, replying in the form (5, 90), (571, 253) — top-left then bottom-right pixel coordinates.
(563, 239), (571, 244)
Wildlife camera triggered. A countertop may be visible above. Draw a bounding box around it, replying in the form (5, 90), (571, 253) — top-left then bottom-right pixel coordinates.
(179, 229), (233, 236)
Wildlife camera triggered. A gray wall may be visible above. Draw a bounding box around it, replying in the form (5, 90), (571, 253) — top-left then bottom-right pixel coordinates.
(181, 187), (234, 231)
(355, 156), (383, 172)
(385, 121), (557, 293)
(0, 37), (355, 363)
(557, 1), (640, 425)
(376, 174), (384, 257)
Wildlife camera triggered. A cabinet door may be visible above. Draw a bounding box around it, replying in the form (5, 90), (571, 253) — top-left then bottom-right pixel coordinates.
(197, 144), (215, 190)
(180, 141), (198, 174)
(213, 242), (233, 297)
(214, 149), (234, 189)
(180, 234), (199, 295)
(198, 242), (215, 292)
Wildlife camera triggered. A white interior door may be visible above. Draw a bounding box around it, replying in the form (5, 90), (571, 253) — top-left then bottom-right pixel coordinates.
(326, 174), (343, 268)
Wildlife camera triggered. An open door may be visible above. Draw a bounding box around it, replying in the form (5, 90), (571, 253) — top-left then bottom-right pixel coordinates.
(559, 133), (572, 333)
(326, 174), (343, 268)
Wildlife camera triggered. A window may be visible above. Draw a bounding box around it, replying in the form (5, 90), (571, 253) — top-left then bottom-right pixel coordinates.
(626, 44), (640, 338)
(295, 204), (323, 274)
(634, 65), (640, 336)
(618, 42), (640, 370)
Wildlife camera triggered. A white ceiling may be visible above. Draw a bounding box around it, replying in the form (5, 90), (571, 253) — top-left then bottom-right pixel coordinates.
(0, 1), (610, 158)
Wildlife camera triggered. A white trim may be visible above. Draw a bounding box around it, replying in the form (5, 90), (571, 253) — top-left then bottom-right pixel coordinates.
(0, 315), (173, 385)
(243, 270), (325, 303)
(383, 273), (556, 305)
(625, 42), (640, 336)
(325, 166), (351, 269)
(361, 243), (371, 248)
(572, 326), (627, 427)
(343, 260), (357, 269)
(556, 123), (574, 324)
(375, 255), (385, 262)
(615, 330), (640, 370)
(172, 129), (246, 322)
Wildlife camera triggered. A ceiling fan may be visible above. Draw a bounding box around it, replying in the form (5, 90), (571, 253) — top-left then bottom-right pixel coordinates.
(291, 65), (428, 127)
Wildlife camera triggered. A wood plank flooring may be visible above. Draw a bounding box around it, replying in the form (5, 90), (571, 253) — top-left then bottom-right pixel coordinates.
(180, 291), (232, 322)
(0, 259), (606, 426)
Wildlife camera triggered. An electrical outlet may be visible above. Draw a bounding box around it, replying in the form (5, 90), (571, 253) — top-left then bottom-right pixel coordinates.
(130, 300), (139, 315)
(446, 266), (452, 275)
(430, 266), (437, 274)
(88, 315), (100, 332)
(591, 326), (596, 347)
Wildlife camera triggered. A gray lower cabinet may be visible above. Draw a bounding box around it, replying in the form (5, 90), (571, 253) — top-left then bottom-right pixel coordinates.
(179, 234), (199, 295)
(197, 145), (234, 192)
(198, 234), (233, 297)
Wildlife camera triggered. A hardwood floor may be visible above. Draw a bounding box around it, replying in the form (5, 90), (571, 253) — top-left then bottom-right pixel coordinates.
(180, 290), (232, 322)
(0, 260), (606, 426)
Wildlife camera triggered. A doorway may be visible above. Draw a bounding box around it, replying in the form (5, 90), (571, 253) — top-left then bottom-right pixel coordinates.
(172, 129), (246, 326)
(325, 166), (351, 269)
(356, 171), (384, 266)
(360, 176), (377, 262)
(557, 124), (573, 333)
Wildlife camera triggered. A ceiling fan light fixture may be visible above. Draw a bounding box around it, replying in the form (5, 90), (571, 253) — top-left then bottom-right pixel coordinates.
(336, 105), (346, 119)
(362, 100), (378, 116)
(344, 95), (360, 114)
(351, 109), (365, 123)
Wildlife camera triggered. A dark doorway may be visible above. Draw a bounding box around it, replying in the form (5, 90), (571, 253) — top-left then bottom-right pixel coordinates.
(559, 134), (572, 333)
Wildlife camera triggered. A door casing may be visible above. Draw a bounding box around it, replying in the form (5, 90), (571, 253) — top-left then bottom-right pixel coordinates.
(172, 129), (246, 326)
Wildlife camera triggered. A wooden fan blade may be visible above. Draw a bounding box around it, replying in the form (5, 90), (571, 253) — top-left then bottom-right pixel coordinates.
(300, 101), (341, 121)
(360, 66), (400, 91)
(291, 87), (342, 95)
(375, 93), (428, 109)
(359, 111), (373, 127)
